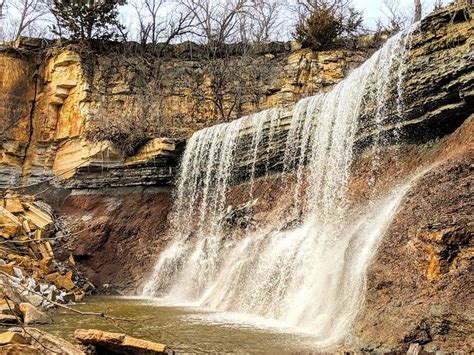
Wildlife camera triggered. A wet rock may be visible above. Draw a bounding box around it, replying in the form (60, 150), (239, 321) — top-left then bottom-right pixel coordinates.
(74, 329), (174, 354)
(221, 199), (257, 231)
(19, 303), (52, 325)
(0, 314), (18, 324)
(353, 151), (473, 353)
(0, 344), (36, 354)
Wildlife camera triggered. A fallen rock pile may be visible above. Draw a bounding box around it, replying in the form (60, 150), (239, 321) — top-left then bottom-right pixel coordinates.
(0, 190), (88, 319)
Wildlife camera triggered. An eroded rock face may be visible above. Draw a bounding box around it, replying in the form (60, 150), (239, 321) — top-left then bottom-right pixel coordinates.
(1, 3), (472, 191)
(352, 148), (473, 353)
(226, 3), (474, 181)
(0, 38), (368, 190)
(60, 190), (172, 291)
(0, 3), (472, 354)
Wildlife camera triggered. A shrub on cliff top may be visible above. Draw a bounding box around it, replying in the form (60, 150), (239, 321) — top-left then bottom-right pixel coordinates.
(294, 0), (363, 50)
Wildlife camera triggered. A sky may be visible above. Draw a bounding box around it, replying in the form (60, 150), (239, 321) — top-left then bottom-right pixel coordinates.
(119, 0), (450, 41)
(2, 0), (449, 42)
(354, 0), (447, 28)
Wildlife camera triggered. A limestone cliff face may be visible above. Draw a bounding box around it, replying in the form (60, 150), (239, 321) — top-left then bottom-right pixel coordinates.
(3, 4), (467, 352)
(225, 3), (474, 180)
(0, 40), (368, 190)
(0, 52), (36, 186)
(0, 49), (90, 187)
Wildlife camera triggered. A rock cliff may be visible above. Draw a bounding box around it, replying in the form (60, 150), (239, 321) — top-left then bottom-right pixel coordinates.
(0, 38), (368, 190)
(3, 3), (469, 191)
(0, 2), (472, 353)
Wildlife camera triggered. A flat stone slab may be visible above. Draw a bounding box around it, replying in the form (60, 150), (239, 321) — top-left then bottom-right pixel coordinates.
(74, 329), (174, 354)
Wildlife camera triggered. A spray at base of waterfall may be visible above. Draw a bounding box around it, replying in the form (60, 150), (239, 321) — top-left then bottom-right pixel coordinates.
(142, 26), (419, 347)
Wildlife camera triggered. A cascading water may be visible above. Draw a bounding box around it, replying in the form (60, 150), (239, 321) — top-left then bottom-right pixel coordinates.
(143, 27), (417, 346)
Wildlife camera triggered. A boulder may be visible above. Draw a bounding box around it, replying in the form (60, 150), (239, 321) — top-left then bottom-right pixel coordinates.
(19, 303), (52, 325)
(0, 328), (84, 355)
(21, 292), (43, 307)
(0, 262), (15, 276)
(0, 275), (27, 304)
(23, 203), (53, 230)
(0, 344), (36, 354)
(74, 329), (174, 354)
(3, 197), (24, 214)
(0, 299), (16, 314)
(0, 207), (21, 236)
(0, 331), (29, 345)
(55, 271), (76, 291)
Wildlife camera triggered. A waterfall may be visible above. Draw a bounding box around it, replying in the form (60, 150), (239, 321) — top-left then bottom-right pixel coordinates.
(143, 27), (416, 346)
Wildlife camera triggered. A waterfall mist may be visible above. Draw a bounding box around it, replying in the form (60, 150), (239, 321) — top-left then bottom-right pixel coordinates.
(142, 27), (418, 346)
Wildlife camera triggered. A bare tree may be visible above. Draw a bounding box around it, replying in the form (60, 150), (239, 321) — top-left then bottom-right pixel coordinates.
(183, 0), (249, 45)
(131, 0), (194, 47)
(10, 0), (49, 41)
(433, 0), (443, 9)
(379, 0), (410, 33)
(0, 0), (6, 19)
(244, 0), (285, 42)
(414, 0), (422, 21)
(379, 0), (436, 33)
(132, 0), (165, 45)
(0, 0), (7, 41)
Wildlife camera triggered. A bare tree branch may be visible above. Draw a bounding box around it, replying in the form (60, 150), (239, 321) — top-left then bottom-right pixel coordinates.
(10, 0), (49, 40)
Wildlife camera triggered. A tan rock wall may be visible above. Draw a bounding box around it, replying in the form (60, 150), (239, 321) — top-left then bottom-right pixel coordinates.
(0, 53), (35, 182)
(0, 43), (368, 188)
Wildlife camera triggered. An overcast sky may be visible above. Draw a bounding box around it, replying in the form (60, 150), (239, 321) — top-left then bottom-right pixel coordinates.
(2, 0), (449, 42)
(118, 0), (449, 40)
(353, 0), (447, 27)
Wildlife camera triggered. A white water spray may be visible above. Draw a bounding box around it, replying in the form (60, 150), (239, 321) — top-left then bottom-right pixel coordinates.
(143, 28), (417, 346)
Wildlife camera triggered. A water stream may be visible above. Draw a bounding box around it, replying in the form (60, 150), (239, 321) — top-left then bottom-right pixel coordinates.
(142, 27), (417, 348)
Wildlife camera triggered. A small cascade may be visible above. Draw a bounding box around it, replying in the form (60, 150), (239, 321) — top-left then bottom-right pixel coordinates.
(249, 110), (272, 197)
(143, 27), (417, 347)
(264, 108), (281, 175)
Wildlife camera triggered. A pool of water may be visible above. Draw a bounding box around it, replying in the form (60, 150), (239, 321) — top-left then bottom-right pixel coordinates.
(38, 296), (325, 353)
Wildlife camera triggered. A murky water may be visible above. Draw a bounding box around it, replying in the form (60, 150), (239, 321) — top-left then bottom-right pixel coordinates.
(39, 296), (325, 354)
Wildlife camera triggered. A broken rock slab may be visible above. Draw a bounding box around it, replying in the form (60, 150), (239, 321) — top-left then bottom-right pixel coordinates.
(0, 328), (84, 354)
(19, 302), (52, 325)
(0, 331), (29, 345)
(75, 329), (174, 354)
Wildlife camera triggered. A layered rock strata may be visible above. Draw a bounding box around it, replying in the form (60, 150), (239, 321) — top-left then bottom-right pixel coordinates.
(0, 38), (368, 190)
(1, 3), (471, 191)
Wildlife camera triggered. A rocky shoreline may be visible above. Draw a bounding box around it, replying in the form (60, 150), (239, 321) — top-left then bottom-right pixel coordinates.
(0, 192), (175, 353)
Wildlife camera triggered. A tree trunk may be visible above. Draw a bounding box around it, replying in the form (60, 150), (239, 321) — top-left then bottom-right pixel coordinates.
(414, 0), (422, 22)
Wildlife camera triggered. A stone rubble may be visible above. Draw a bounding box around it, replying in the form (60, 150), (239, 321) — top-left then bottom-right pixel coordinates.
(0, 190), (89, 324)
